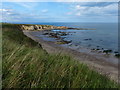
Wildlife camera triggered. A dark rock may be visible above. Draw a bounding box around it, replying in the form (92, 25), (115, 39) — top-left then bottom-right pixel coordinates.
(97, 46), (100, 47)
(75, 44), (78, 46)
(60, 33), (68, 36)
(114, 51), (119, 53)
(98, 50), (102, 53)
(84, 38), (92, 40)
(43, 32), (49, 35)
(101, 48), (104, 50)
(115, 54), (120, 58)
(56, 40), (72, 44)
(103, 49), (112, 54)
(69, 44), (72, 46)
(96, 49), (100, 50)
(50, 34), (59, 38)
(88, 44), (91, 47)
(91, 48), (95, 50)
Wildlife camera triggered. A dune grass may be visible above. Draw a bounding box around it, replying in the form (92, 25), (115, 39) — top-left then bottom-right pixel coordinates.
(2, 23), (119, 88)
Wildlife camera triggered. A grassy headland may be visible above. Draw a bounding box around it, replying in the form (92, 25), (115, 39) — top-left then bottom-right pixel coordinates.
(2, 23), (119, 88)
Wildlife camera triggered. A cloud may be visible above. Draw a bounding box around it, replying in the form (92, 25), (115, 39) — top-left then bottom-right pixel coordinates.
(3, 0), (39, 2)
(2, 0), (119, 2)
(0, 8), (29, 22)
(0, 8), (20, 22)
(1, 2), (118, 23)
(74, 3), (118, 16)
(0, 8), (14, 19)
(67, 12), (72, 15)
(0, 9), (12, 12)
(1, 7), (49, 22)
(41, 9), (48, 13)
(75, 5), (86, 10)
(75, 12), (81, 16)
(14, 2), (39, 10)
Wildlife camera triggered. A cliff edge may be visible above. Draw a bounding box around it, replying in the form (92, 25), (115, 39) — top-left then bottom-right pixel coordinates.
(20, 24), (91, 31)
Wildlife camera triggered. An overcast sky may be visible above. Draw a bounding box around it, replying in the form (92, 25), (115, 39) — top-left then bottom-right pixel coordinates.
(1, 2), (118, 23)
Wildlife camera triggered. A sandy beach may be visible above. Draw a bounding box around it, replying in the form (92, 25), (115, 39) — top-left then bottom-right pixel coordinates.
(23, 31), (119, 83)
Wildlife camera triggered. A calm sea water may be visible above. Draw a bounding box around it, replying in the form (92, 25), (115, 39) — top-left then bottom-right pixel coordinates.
(16, 22), (118, 53)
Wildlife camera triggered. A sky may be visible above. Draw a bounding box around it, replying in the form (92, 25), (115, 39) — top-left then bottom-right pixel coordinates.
(0, 2), (118, 23)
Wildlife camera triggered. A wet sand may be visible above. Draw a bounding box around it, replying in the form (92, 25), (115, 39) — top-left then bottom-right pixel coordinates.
(23, 31), (119, 83)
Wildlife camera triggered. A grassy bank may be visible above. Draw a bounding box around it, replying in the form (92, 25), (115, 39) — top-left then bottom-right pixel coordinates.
(2, 23), (119, 88)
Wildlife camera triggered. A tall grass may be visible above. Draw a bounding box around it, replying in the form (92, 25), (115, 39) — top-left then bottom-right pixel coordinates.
(2, 23), (119, 88)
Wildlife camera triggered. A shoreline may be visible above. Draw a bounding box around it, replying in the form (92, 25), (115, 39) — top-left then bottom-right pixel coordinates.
(23, 30), (118, 83)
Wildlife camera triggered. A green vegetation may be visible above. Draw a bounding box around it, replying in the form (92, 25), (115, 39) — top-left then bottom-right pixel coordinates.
(2, 23), (119, 88)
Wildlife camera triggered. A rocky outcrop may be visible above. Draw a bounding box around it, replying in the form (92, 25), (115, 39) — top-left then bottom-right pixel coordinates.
(20, 24), (93, 31)
(21, 25), (45, 30)
(21, 25), (70, 31)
